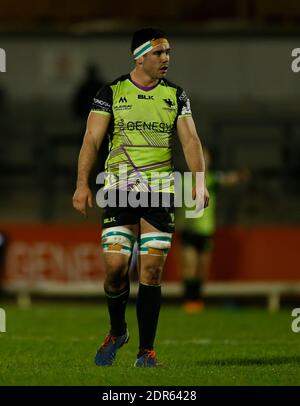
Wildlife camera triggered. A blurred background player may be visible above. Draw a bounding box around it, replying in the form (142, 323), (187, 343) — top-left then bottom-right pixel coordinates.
(72, 64), (105, 122)
(72, 63), (109, 177)
(178, 148), (250, 313)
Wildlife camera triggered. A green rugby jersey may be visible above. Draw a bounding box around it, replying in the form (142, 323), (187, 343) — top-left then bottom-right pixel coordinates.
(91, 74), (192, 193)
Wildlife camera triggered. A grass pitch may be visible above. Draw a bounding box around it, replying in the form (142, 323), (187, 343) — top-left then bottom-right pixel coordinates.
(0, 303), (299, 386)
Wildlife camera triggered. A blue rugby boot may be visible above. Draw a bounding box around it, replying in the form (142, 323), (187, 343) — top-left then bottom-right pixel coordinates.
(134, 349), (161, 368)
(95, 330), (129, 366)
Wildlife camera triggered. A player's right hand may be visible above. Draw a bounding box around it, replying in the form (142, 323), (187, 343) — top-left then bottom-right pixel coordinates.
(72, 186), (93, 216)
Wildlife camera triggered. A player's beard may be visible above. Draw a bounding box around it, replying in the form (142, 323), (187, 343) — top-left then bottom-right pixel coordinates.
(152, 68), (168, 80)
(143, 63), (167, 81)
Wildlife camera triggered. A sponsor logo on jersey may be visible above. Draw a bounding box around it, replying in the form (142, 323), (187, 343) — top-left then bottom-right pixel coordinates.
(181, 99), (192, 115)
(163, 98), (175, 107)
(115, 96), (132, 111)
(178, 91), (192, 114)
(179, 90), (188, 102)
(138, 94), (154, 100)
(117, 120), (174, 133)
(115, 104), (133, 111)
(104, 216), (116, 224)
(93, 98), (111, 112)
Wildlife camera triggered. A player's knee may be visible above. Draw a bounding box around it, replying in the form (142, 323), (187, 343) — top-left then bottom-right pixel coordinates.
(105, 261), (128, 291)
(141, 265), (163, 285)
(106, 257), (128, 273)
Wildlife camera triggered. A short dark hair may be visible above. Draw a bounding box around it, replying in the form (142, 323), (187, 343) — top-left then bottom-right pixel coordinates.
(131, 28), (167, 54)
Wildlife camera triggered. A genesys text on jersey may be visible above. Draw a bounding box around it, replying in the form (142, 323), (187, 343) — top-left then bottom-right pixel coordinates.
(116, 120), (175, 133)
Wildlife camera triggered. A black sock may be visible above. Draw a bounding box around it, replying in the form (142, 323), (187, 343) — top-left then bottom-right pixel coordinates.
(105, 283), (129, 336)
(136, 283), (161, 352)
(183, 278), (202, 301)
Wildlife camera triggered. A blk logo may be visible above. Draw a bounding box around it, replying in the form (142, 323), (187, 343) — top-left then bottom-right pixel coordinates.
(119, 97), (127, 103)
(163, 98), (175, 107)
(138, 94), (154, 100)
(103, 216), (116, 224)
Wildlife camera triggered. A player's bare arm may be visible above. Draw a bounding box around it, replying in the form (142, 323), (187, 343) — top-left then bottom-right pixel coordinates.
(73, 112), (110, 215)
(177, 116), (209, 207)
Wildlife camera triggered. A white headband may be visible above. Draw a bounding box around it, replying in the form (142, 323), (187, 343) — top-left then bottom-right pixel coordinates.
(133, 38), (169, 60)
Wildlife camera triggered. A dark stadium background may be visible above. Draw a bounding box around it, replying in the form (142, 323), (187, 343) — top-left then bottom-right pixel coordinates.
(0, 0), (300, 386)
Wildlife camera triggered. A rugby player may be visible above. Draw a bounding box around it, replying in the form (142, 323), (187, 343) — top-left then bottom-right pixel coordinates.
(73, 28), (209, 367)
